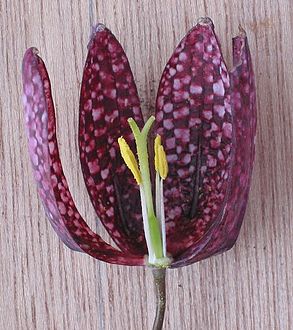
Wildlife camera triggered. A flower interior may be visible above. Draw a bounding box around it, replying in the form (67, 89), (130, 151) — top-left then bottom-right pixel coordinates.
(21, 18), (256, 268)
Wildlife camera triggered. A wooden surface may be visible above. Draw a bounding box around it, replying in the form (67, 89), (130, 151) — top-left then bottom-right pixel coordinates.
(1, 1), (293, 329)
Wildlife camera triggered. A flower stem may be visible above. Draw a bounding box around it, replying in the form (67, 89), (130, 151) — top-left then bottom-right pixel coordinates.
(152, 268), (167, 330)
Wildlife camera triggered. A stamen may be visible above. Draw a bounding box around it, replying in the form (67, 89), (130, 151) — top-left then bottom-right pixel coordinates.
(155, 135), (162, 227)
(154, 135), (168, 258)
(118, 137), (142, 184)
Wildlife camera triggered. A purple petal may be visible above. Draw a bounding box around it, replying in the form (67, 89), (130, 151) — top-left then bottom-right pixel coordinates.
(155, 18), (233, 257)
(22, 48), (144, 266)
(79, 24), (147, 256)
(172, 29), (256, 267)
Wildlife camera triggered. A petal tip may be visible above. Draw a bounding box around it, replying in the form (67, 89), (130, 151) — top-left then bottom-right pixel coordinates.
(22, 47), (40, 75)
(23, 47), (39, 60)
(88, 23), (108, 48)
(94, 23), (107, 32)
(237, 24), (247, 38)
(31, 47), (39, 55)
(197, 16), (214, 27)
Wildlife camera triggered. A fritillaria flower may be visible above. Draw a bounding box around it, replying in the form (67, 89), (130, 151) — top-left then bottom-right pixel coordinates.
(22, 17), (256, 329)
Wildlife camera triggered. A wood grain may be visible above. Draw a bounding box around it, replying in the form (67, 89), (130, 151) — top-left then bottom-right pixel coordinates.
(1, 1), (293, 329)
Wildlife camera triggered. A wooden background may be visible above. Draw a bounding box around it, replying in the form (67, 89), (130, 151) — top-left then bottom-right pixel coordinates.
(1, 1), (293, 329)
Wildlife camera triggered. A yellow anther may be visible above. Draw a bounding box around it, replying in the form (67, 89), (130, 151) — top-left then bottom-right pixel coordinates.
(158, 145), (168, 179)
(154, 135), (168, 179)
(118, 137), (142, 184)
(154, 135), (161, 172)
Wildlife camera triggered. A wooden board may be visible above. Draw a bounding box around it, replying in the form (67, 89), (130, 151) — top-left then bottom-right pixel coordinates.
(1, 1), (292, 329)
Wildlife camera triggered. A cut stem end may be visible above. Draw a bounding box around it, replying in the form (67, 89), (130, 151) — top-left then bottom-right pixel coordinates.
(152, 268), (167, 330)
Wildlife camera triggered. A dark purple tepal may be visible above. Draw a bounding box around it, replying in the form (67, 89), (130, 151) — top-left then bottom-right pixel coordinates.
(22, 18), (256, 268)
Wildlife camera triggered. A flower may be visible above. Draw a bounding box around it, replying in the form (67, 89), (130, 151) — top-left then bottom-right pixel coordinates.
(22, 17), (256, 328)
